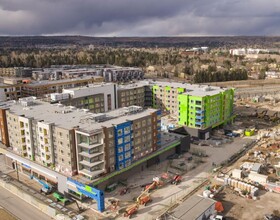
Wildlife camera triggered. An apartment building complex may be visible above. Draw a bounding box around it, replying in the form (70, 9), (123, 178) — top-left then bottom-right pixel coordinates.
(0, 98), (161, 180)
(45, 80), (234, 139)
(151, 82), (234, 139)
(21, 76), (103, 97)
(55, 83), (117, 113)
(102, 67), (144, 82)
(0, 67), (33, 77)
(31, 65), (144, 82)
(117, 83), (146, 108)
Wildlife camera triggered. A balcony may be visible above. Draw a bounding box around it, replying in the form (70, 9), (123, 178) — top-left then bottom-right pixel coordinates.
(45, 155), (52, 163)
(78, 142), (103, 150)
(79, 160), (104, 168)
(195, 121), (205, 125)
(20, 130), (25, 136)
(79, 169), (104, 178)
(79, 151), (103, 159)
(196, 109), (205, 114)
(22, 146), (27, 153)
(195, 115), (205, 120)
(43, 129), (48, 136)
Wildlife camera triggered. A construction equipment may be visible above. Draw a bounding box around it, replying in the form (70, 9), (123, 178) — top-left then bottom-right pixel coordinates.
(124, 178), (158, 218)
(30, 175), (53, 195)
(171, 175), (182, 185)
(123, 204), (139, 218)
(161, 173), (182, 185)
(53, 192), (70, 205)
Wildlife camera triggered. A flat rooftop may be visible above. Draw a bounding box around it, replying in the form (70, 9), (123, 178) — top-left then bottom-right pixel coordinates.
(117, 80), (231, 96)
(25, 76), (102, 87)
(170, 195), (216, 220)
(1, 99), (157, 132)
(150, 80), (230, 96)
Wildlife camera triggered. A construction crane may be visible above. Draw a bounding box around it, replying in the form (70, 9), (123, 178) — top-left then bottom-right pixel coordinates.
(30, 175), (53, 195)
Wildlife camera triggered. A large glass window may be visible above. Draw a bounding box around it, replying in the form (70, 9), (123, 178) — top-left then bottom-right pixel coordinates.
(117, 129), (123, 136)
(118, 138), (123, 145)
(124, 143), (130, 151)
(118, 155), (124, 161)
(118, 146), (123, 153)
(125, 152), (131, 159)
(124, 126), (130, 135)
(124, 136), (130, 143)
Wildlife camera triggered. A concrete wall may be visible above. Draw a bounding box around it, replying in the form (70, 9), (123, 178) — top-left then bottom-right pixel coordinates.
(0, 179), (57, 218)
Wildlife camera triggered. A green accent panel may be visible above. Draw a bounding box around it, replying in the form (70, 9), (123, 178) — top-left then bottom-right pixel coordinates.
(178, 94), (189, 126)
(92, 140), (181, 186)
(85, 185), (91, 192)
(165, 86), (171, 91)
(177, 87), (185, 94)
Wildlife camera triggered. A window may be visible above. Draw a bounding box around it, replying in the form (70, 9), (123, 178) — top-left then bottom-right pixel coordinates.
(125, 151), (131, 159)
(118, 147), (123, 153)
(117, 129), (123, 136)
(124, 126), (130, 135)
(118, 155), (124, 161)
(124, 136), (130, 143)
(118, 138), (123, 145)
(124, 143), (130, 151)
(119, 163), (124, 169)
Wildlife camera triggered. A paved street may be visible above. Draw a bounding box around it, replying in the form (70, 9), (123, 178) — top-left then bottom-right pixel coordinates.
(0, 186), (51, 220)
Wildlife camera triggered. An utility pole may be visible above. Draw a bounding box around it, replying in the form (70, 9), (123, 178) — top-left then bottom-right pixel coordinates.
(15, 160), (19, 181)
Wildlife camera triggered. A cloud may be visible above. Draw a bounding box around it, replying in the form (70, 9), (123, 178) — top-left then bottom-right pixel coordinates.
(0, 0), (279, 36)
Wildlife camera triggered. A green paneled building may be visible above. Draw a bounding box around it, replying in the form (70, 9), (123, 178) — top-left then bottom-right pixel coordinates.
(150, 81), (234, 139)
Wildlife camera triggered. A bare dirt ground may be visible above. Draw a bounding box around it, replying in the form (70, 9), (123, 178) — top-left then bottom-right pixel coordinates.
(0, 208), (16, 220)
(216, 188), (280, 220)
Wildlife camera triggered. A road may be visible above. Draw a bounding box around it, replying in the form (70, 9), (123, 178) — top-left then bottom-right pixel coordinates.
(0, 186), (51, 220)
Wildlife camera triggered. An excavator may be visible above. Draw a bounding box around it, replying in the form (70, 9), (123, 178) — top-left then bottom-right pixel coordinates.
(123, 180), (157, 218)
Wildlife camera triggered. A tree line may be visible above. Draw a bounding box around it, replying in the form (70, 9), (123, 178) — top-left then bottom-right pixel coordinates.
(193, 68), (248, 83)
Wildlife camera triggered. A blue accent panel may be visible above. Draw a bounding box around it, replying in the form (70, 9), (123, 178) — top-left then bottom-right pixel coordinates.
(67, 178), (105, 212)
(196, 110), (206, 114)
(114, 121), (133, 170)
(195, 116), (205, 119)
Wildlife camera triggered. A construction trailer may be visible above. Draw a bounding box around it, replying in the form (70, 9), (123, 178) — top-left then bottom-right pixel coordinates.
(248, 172), (268, 185)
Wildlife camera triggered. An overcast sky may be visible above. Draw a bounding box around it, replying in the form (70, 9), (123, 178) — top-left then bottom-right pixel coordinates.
(0, 0), (280, 36)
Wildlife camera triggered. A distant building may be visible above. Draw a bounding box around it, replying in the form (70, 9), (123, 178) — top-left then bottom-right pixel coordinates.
(21, 76), (103, 97)
(265, 71), (280, 79)
(102, 67), (144, 82)
(0, 67), (33, 78)
(32, 65), (144, 82)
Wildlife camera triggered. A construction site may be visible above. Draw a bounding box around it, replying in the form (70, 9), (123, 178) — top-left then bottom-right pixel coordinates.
(92, 81), (280, 220)
(0, 80), (280, 219)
